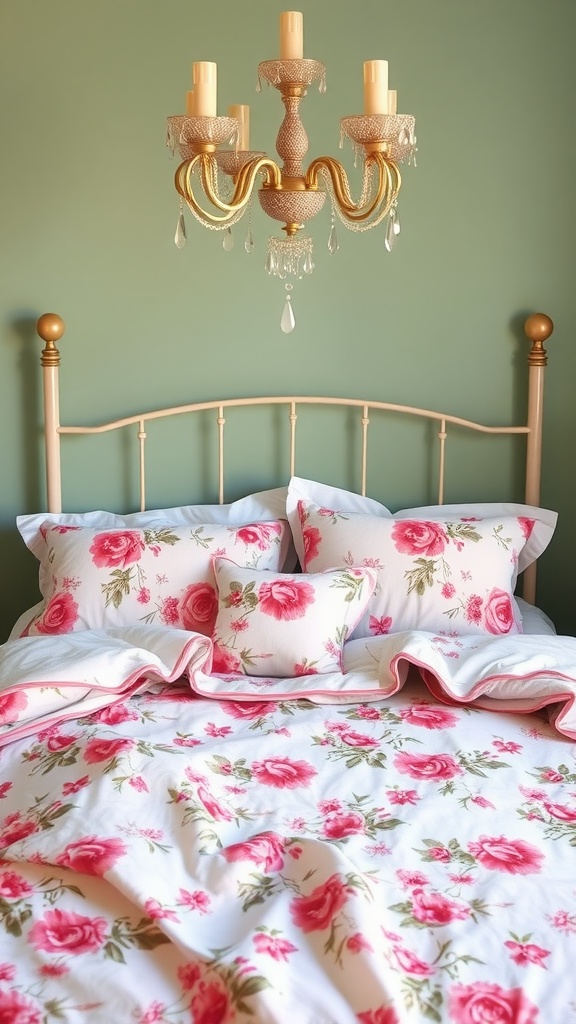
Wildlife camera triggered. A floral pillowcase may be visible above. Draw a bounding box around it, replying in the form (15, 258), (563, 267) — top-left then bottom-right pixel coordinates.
(23, 521), (290, 637)
(211, 557), (378, 677)
(292, 500), (539, 639)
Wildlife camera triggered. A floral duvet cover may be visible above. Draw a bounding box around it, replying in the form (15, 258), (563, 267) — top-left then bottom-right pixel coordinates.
(1, 641), (576, 1024)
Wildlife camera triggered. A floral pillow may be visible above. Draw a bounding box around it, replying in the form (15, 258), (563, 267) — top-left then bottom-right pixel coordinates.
(23, 520), (290, 637)
(291, 500), (542, 638)
(211, 558), (378, 677)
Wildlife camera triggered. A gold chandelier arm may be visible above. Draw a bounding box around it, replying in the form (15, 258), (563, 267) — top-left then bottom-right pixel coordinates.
(305, 152), (401, 225)
(175, 153), (282, 226)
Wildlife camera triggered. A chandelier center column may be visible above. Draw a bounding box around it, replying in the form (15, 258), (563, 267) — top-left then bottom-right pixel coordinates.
(276, 92), (308, 179)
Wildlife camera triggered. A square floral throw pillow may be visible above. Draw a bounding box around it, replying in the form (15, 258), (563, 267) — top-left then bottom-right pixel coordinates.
(24, 520), (289, 637)
(293, 501), (538, 638)
(211, 557), (377, 677)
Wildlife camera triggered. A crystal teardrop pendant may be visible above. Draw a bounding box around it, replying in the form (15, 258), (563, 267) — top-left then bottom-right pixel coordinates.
(280, 286), (296, 333)
(244, 227), (255, 253)
(223, 228), (234, 252)
(385, 212), (397, 252)
(174, 206), (186, 249)
(328, 216), (339, 255)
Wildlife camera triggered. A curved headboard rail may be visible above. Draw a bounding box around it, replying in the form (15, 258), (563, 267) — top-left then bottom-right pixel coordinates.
(36, 312), (553, 604)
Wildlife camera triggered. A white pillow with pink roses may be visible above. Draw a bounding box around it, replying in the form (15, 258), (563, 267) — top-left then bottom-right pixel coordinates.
(23, 520), (290, 637)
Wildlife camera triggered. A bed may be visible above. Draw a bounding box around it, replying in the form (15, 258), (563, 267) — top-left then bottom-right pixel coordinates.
(1, 310), (576, 1024)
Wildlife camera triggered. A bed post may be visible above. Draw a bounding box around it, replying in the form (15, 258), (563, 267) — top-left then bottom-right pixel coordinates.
(522, 311), (554, 605)
(37, 313), (65, 514)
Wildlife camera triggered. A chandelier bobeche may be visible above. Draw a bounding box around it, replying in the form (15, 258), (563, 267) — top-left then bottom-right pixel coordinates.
(166, 11), (416, 331)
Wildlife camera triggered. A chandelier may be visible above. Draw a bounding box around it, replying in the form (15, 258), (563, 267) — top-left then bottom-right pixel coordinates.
(166, 11), (417, 332)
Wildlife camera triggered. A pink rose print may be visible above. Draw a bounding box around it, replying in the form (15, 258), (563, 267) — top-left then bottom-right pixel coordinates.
(223, 831), (286, 872)
(83, 737), (134, 763)
(543, 800), (576, 823)
(0, 812), (38, 847)
(369, 615), (393, 636)
(258, 578), (315, 620)
(357, 1009), (399, 1024)
(393, 751), (463, 782)
(92, 702), (138, 725)
(0, 689), (28, 725)
(57, 836), (127, 875)
(220, 700), (279, 719)
(235, 522), (282, 549)
(0, 990), (42, 1024)
(519, 517), (535, 540)
(35, 592), (79, 634)
(251, 756), (318, 788)
(197, 785), (234, 822)
(29, 908), (107, 955)
(190, 981), (231, 1024)
(323, 811), (365, 839)
(0, 964), (16, 982)
(0, 870), (34, 899)
(392, 520), (448, 556)
(89, 530), (145, 568)
(253, 933), (298, 961)
(484, 588), (515, 634)
(290, 873), (352, 932)
(465, 594), (483, 625)
(467, 835), (544, 874)
(449, 981), (539, 1024)
(399, 705), (459, 729)
(391, 945), (434, 976)
(504, 940), (550, 967)
(302, 525), (322, 564)
(179, 581), (218, 635)
(410, 887), (470, 925)
(178, 963), (201, 991)
(211, 643), (242, 675)
(347, 932), (373, 953)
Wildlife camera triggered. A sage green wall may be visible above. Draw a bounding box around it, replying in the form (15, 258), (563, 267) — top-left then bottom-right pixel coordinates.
(1, 0), (575, 639)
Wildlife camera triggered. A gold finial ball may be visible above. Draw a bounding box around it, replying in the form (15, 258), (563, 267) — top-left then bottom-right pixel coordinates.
(524, 312), (553, 345)
(36, 312), (65, 344)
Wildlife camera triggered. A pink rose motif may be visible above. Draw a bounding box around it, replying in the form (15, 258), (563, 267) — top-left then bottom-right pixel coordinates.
(467, 835), (544, 874)
(542, 800), (576, 823)
(0, 990), (42, 1024)
(177, 963), (201, 991)
(392, 945), (434, 976)
(89, 530), (145, 568)
(29, 908), (107, 955)
(449, 981), (539, 1024)
(45, 732), (77, 752)
(211, 643), (242, 675)
(0, 689), (28, 725)
(465, 594), (483, 625)
(0, 870), (34, 899)
(391, 520), (448, 556)
(235, 522), (282, 550)
(220, 700), (279, 719)
(357, 1009), (399, 1024)
(399, 705), (459, 730)
(190, 980), (231, 1024)
(57, 836), (127, 875)
(428, 846), (451, 862)
(83, 737), (133, 763)
(0, 813), (37, 848)
(253, 933), (298, 961)
(179, 581), (218, 635)
(302, 525), (322, 565)
(290, 873), (352, 932)
(251, 756), (318, 789)
(369, 615), (393, 636)
(258, 578), (315, 620)
(519, 517), (535, 540)
(197, 785), (234, 822)
(35, 592), (79, 634)
(92, 703), (138, 725)
(323, 811), (365, 839)
(411, 887), (470, 925)
(222, 831), (286, 872)
(393, 751), (463, 781)
(504, 940), (550, 967)
(339, 730), (379, 749)
(484, 588), (516, 634)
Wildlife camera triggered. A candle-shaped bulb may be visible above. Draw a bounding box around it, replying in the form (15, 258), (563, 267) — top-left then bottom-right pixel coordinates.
(387, 89), (397, 115)
(280, 11), (303, 59)
(192, 61), (217, 116)
(363, 59), (388, 115)
(185, 90), (195, 116)
(229, 104), (250, 150)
